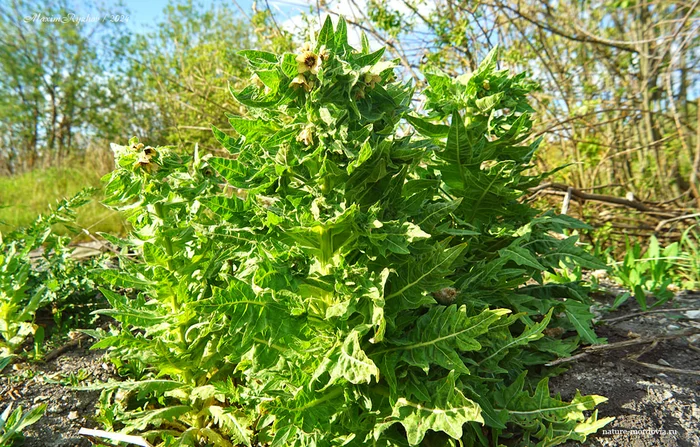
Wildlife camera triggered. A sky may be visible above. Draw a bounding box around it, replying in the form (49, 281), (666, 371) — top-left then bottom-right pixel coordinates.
(111, 0), (389, 52)
(118, 0), (255, 33)
(116, 0), (310, 35)
(119, 0), (174, 32)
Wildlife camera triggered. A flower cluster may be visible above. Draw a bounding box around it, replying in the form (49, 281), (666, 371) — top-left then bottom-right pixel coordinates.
(296, 125), (314, 146)
(290, 43), (330, 93)
(133, 144), (158, 173)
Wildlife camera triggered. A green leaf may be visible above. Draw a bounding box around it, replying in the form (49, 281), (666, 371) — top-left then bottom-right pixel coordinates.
(475, 92), (504, 113)
(544, 236), (607, 270)
(212, 125), (239, 154)
(385, 243), (467, 311)
(281, 53), (298, 78)
(494, 373), (611, 442)
(227, 117), (278, 141)
(375, 306), (510, 374)
(473, 46), (499, 80)
(499, 245), (545, 271)
(317, 16), (335, 51)
(405, 115), (449, 138)
(0, 356), (12, 374)
(563, 300), (602, 345)
(438, 111), (471, 183)
(255, 69), (281, 93)
(329, 330), (379, 384)
(209, 157), (251, 188)
(356, 48), (386, 67)
(361, 32), (370, 54)
(478, 309), (554, 369)
(238, 50), (278, 67)
(416, 198), (463, 230)
(335, 17), (348, 48)
(376, 371), (483, 445)
(208, 406), (252, 447)
(0, 404), (46, 443)
(202, 196), (248, 221)
(97, 269), (154, 289)
(233, 85), (280, 108)
(128, 405), (191, 431)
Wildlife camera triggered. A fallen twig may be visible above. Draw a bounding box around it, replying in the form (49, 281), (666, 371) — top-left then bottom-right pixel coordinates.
(600, 307), (697, 324)
(545, 330), (699, 367)
(531, 182), (660, 213)
(42, 320), (112, 363)
(42, 333), (90, 363)
(627, 359), (700, 376)
(654, 212), (700, 232)
(626, 339), (700, 376)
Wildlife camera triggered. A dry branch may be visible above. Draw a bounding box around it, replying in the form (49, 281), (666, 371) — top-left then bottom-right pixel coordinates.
(545, 329), (699, 367)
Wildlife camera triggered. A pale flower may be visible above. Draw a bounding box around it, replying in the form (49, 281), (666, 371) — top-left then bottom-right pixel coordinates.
(290, 74), (314, 92)
(296, 126), (314, 146)
(296, 42), (322, 75)
(363, 72), (382, 89)
(318, 45), (330, 62)
(133, 146), (158, 173)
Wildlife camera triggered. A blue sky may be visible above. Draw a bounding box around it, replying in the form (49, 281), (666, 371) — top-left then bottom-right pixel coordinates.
(118, 0), (255, 33)
(119, 0), (172, 31)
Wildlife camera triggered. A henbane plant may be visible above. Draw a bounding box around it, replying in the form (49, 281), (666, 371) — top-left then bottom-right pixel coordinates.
(89, 17), (613, 447)
(1, 190), (100, 364)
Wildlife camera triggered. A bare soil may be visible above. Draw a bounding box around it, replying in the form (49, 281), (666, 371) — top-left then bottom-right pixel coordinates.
(1, 289), (698, 447)
(555, 289), (700, 447)
(1, 342), (116, 447)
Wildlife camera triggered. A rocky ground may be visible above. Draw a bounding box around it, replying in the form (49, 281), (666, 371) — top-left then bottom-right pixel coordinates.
(1, 288), (698, 447)
(1, 343), (114, 447)
(556, 289), (700, 447)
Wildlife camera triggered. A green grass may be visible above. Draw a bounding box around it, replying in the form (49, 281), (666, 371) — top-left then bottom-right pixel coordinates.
(0, 167), (126, 237)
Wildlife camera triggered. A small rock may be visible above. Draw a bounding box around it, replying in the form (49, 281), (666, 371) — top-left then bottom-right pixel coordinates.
(33, 395), (48, 403)
(685, 310), (700, 319)
(658, 358), (672, 367)
(658, 373), (668, 378)
(591, 269), (607, 281)
(667, 324), (681, 331)
(689, 334), (700, 344)
(660, 390), (673, 401)
(67, 410), (79, 420)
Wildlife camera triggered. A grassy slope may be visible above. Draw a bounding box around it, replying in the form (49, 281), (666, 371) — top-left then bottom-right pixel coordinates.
(0, 166), (126, 237)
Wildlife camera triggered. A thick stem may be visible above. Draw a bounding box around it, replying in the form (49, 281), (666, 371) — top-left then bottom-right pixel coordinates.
(152, 201), (189, 359)
(319, 226), (333, 275)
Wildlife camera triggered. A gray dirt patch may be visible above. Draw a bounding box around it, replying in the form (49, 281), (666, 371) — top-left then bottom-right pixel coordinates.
(554, 290), (700, 447)
(1, 343), (116, 447)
